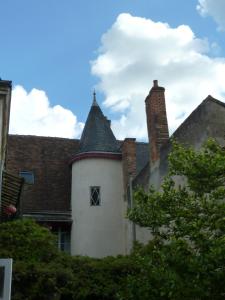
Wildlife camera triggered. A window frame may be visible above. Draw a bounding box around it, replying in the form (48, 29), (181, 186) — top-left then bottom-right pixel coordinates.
(90, 186), (101, 206)
(0, 259), (12, 300)
(19, 171), (34, 184)
(57, 228), (71, 253)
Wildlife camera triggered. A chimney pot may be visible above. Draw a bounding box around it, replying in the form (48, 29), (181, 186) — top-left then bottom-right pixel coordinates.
(153, 80), (158, 87)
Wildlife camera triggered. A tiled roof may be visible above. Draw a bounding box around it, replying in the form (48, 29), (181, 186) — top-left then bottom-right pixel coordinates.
(78, 100), (120, 153)
(6, 135), (149, 215)
(6, 135), (79, 214)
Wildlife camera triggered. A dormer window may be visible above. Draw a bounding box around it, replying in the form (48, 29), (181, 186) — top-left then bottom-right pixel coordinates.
(19, 171), (34, 184)
(90, 186), (101, 206)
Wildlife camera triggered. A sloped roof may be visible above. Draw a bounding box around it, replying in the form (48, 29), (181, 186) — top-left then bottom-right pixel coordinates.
(136, 142), (149, 174)
(78, 97), (120, 153)
(203, 95), (225, 108)
(172, 95), (225, 144)
(7, 134), (149, 215)
(6, 135), (79, 213)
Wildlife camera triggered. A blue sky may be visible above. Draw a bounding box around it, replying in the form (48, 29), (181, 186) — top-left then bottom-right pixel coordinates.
(1, 0), (225, 140)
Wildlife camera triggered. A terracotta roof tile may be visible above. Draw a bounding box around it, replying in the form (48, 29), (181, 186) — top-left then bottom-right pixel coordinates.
(6, 135), (79, 214)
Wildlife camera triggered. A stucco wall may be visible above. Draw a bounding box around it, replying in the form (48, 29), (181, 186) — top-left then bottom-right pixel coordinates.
(149, 98), (225, 189)
(71, 157), (125, 257)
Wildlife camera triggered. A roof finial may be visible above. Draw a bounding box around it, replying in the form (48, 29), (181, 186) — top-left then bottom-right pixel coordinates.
(92, 89), (99, 106)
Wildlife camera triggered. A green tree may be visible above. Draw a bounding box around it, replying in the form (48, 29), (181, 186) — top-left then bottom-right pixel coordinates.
(0, 218), (58, 262)
(0, 219), (137, 300)
(0, 219), (62, 299)
(126, 139), (225, 300)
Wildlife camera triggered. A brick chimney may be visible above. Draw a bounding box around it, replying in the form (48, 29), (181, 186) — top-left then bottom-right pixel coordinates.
(122, 138), (136, 191)
(145, 80), (169, 163)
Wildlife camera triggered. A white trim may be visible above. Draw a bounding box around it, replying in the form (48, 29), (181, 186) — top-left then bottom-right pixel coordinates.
(0, 259), (13, 300)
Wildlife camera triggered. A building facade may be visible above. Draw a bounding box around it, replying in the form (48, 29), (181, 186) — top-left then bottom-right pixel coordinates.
(0, 80), (23, 222)
(0, 80), (12, 206)
(6, 81), (225, 256)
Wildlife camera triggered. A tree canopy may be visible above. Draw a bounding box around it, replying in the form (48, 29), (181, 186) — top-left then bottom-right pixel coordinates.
(0, 219), (136, 300)
(1, 139), (224, 299)
(126, 139), (225, 300)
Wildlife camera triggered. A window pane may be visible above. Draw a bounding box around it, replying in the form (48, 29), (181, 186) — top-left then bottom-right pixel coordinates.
(90, 186), (100, 206)
(19, 171), (34, 184)
(53, 229), (71, 254)
(60, 232), (70, 253)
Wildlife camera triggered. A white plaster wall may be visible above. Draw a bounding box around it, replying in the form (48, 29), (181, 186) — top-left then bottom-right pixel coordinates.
(71, 158), (125, 257)
(136, 226), (152, 244)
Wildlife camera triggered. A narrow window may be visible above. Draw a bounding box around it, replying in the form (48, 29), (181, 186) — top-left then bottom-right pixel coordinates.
(90, 186), (101, 206)
(19, 171), (34, 184)
(54, 228), (71, 253)
(59, 230), (71, 253)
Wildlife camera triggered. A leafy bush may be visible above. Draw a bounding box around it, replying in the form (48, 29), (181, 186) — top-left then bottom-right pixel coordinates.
(0, 219), (138, 299)
(2, 139), (224, 299)
(125, 139), (225, 299)
(0, 218), (58, 262)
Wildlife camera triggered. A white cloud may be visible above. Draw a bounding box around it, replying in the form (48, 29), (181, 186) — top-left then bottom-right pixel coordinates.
(197, 0), (225, 31)
(91, 13), (225, 140)
(9, 85), (84, 138)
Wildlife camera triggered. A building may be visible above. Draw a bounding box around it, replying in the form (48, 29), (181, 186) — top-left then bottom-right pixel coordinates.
(6, 81), (225, 256)
(0, 80), (23, 222)
(135, 81), (225, 190)
(0, 80), (12, 203)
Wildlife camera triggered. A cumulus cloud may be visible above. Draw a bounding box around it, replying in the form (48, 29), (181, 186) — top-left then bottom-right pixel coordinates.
(9, 85), (84, 138)
(197, 0), (225, 31)
(91, 13), (225, 140)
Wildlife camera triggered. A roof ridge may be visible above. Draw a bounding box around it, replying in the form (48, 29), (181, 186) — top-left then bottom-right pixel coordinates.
(203, 95), (225, 108)
(8, 134), (80, 141)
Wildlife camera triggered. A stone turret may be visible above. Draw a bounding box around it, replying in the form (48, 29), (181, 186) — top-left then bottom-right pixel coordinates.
(70, 93), (125, 258)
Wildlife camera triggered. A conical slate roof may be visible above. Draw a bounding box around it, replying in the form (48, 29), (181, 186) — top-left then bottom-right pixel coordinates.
(78, 94), (120, 154)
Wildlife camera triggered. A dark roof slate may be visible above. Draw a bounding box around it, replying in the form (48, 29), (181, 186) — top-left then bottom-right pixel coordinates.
(136, 142), (149, 174)
(78, 101), (120, 153)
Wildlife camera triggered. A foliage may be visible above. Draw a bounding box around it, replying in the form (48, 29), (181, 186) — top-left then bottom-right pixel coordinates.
(126, 139), (225, 299)
(0, 218), (137, 300)
(1, 139), (224, 299)
(0, 218), (58, 262)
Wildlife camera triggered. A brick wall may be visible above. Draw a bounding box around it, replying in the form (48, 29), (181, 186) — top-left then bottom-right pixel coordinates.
(122, 138), (136, 192)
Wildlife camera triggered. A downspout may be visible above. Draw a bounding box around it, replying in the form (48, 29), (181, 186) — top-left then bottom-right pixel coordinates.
(129, 176), (136, 243)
